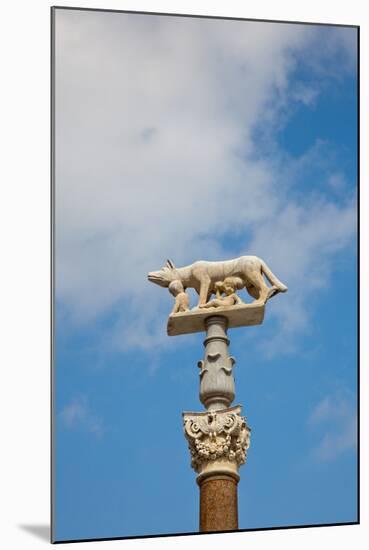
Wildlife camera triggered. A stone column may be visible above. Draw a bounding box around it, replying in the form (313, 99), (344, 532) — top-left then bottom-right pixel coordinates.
(148, 258), (274, 533)
(182, 315), (251, 531)
(183, 405), (251, 532)
(173, 308), (261, 532)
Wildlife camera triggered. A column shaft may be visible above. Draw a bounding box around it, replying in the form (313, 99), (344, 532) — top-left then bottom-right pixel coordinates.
(199, 475), (238, 531)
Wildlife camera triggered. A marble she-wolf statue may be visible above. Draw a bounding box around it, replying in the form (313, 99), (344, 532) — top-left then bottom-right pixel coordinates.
(148, 255), (287, 307)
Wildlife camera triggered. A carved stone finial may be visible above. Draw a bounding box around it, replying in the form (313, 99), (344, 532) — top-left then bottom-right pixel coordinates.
(183, 405), (251, 482)
(199, 316), (235, 410)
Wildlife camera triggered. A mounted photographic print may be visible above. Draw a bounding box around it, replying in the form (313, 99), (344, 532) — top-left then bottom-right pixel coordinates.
(51, 6), (359, 543)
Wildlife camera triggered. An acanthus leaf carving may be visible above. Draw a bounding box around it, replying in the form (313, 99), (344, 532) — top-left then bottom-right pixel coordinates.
(183, 406), (251, 474)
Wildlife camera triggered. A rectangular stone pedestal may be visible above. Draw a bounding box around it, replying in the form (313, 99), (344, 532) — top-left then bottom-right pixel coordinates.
(167, 303), (265, 336)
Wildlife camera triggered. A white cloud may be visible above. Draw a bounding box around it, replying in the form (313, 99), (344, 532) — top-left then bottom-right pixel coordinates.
(328, 172), (347, 192)
(308, 391), (357, 461)
(248, 190), (356, 356)
(54, 10), (357, 355)
(311, 418), (357, 461)
(290, 83), (319, 106)
(59, 396), (104, 437)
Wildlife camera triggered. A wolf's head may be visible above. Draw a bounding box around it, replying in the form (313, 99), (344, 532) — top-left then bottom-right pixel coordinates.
(147, 259), (178, 288)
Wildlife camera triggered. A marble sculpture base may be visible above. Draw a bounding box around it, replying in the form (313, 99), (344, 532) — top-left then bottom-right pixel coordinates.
(167, 303), (265, 336)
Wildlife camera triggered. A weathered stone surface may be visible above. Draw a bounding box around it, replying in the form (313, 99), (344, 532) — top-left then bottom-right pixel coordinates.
(183, 405), (250, 531)
(167, 303), (264, 336)
(198, 316), (235, 410)
(199, 476), (238, 532)
(183, 405), (251, 477)
(148, 255), (288, 311)
(148, 257), (281, 532)
(168, 280), (190, 313)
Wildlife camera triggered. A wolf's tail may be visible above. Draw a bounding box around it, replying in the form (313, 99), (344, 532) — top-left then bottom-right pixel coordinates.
(260, 259), (288, 292)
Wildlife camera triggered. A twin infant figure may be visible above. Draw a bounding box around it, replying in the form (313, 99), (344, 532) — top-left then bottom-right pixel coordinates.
(169, 278), (244, 314)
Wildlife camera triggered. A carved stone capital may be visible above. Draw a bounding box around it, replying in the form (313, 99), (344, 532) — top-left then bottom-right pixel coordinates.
(183, 405), (251, 482)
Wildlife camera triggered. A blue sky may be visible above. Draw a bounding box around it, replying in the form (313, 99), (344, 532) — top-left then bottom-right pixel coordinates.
(54, 9), (357, 541)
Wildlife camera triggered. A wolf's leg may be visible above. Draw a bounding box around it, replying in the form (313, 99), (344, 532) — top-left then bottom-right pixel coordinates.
(198, 278), (211, 306)
(246, 270), (271, 305)
(246, 284), (260, 300)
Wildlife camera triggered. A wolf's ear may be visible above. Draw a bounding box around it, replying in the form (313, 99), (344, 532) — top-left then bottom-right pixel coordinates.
(166, 259), (176, 269)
